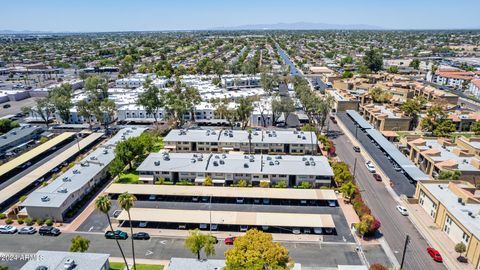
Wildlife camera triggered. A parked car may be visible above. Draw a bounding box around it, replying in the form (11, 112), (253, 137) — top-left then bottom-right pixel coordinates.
(292, 228), (301, 235)
(210, 224), (218, 231)
(353, 146), (360, 152)
(201, 196), (209, 202)
(38, 226), (61, 236)
(325, 228), (333, 234)
(104, 230), (128, 240)
(427, 247), (443, 262)
(138, 221), (148, 228)
(18, 226), (37, 235)
(365, 161), (376, 173)
(396, 205), (408, 216)
(303, 228), (311, 234)
(313, 228), (323, 234)
(373, 173), (382, 181)
(327, 200), (336, 207)
(236, 197), (244, 204)
(224, 237), (236, 245)
(148, 195), (156, 201)
(239, 225), (248, 232)
(263, 198), (270, 205)
(3, 104), (11, 109)
(132, 232), (150, 240)
(199, 224), (208, 230)
(192, 196), (199, 202)
(0, 225), (17, 234)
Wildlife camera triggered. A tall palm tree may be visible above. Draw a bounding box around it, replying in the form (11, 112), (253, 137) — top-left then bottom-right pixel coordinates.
(95, 195), (129, 270)
(118, 192), (137, 270)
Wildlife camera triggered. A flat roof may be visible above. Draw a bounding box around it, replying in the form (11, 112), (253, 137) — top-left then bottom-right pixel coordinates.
(106, 184), (337, 200)
(365, 129), (430, 181)
(423, 183), (480, 240)
(20, 250), (109, 270)
(417, 139), (480, 172)
(346, 110), (373, 129)
(137, 152), (334, 177)
(0, 125), (42, 150)
(164, 128), (317, 145)
(117, 208), (335, 228)
(0, 132), (75, 178)
(0, 133), (102, 206)
(22, 128), (146, 208)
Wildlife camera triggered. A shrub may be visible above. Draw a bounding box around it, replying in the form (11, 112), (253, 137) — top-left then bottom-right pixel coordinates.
(236, 179), (248, 187)
(0, 213), (6, 219)
(5, 218), (13, 224)
(273, 180), (287, 188)
(369, 263), (388, 270)
(17, 218), (24, 225)
(19, 195), (28, 202)
(36, 219), (44, 226)
(176, 179), (194, 186)
(24, 217), (33, 226)
(45, 219), (54, 226)
(368, 218), (381, 234)
(260, 181), (270, 188)
(297, 181), (312, 189)
(203, 176), (213, 186)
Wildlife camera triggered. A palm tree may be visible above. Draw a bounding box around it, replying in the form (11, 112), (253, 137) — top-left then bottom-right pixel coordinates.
(95, 195), (129, 270)
(118, 192), (137, 270)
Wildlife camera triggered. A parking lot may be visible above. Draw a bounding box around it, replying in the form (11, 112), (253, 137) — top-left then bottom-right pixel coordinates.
(78, 199), (355, 243)
(337, 112), (416, 196)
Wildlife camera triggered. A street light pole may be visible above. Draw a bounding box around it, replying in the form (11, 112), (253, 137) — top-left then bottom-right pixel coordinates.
(353, 157), (357, 181)
(400, 234), (410, 269)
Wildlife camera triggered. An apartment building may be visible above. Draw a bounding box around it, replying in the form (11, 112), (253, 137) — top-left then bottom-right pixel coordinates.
(415, 181), (480, 269)
(221, 75), (260, 90)
(326, 89), (359, 112)
(457, 136), (480, 157)
(164, 128), (318, 155)
(470, 80), (480, 99)
(0, 125), (43, 155)
(447, 111), (480, 132)
(407, 137), (480, 182)
(429, 70), (480, 88)
(137, 151), (333, 187)
(21, 127), (146, 221)
(359, 103), (412, 131)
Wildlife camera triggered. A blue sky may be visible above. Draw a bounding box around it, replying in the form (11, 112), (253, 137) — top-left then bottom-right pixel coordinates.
(2, 0), (479, 32)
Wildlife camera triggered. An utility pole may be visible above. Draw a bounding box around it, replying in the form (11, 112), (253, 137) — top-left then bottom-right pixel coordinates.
(400, 234), (410, 269)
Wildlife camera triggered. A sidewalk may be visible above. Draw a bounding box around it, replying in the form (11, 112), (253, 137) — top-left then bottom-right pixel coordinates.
(109, 257), (169, 269)
(111, 224), (322, 243)
(403, 200), (475, 270)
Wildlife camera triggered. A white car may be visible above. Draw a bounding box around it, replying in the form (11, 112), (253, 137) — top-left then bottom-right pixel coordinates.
(327, 200), (336, 207)
(365, 161), (376, 173)
(0, 225), (17, 234)
(292, 228), (301, 235)
(397, 205), (408, 216)
(18, 226), (36, 234)
(313, 227), (323, 234)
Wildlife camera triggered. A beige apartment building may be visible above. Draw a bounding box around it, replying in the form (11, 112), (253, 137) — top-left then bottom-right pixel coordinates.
(359, 103), (412, 131)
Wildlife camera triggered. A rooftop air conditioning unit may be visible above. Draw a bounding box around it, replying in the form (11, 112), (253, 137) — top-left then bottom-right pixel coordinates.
(154, 160), (160, 166)
(213, 161), (219, 166)
(41, 196), (50, 202)
(219, 160), (225, 165)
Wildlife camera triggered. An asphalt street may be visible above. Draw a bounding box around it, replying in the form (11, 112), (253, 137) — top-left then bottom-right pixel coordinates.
(0, 233), (364, 269)
(330, 116), (446, 270)
(78, 200), (355, 243)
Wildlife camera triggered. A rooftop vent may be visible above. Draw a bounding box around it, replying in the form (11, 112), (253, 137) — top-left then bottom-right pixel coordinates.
(275, 156), (282, 159)
(302, 157), (307, 161)
(36, 266), (48, 270)
(213, 161), (219, 166)
(269, 161), (274, 166)
(103, 149), (108, 155)
(73, 169), (80, 174)
(275, 160), (280, 165)
(163, 155), (170, 161)
(309, 157), (314, 161)
(267, 156), (272, 160)
(222, 154), (227, 159)
(90, 156), (97, 160)
(219, 160), (225, 165)
(302, 136), (306, 140)
(305, 161), (310, 166)
(191, 159), (196, 163)
(62, 177), (71, 182)
(58, 188), (68, 193)
(154, 160), (160, 166)
(64, 258), (75, 270)
(244, 163), (249, 168)
(311, 161), (316, 166)
(41, 196), (50, 202)
(215, 155), (220, 159)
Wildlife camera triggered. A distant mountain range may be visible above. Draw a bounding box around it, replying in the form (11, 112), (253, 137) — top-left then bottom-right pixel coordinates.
(210, 22), (383, 30)
(0, 30), (52, 35)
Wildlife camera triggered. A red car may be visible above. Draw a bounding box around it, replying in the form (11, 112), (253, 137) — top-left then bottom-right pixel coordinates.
(224, 237), (236, 245)
(373, 173), (382, 181)
(427, 247), (443, 262)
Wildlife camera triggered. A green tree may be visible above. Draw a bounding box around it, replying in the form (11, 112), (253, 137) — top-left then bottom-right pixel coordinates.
(109, 157), (125, 177)
(272, 96), (296, 126)
(185, 86), (202, 122)
(69, 235), (90, 252)
(118, 192), (137, 270)
(137, 78), (165, 123)
(185, 229), (216, 260)
(387, 66), (399, 74)
(363, 49), (383, 73)
(84, 75), (108, 99)
(342, 71), (354, 78)
(455, 242), (467, 258)
(76, 99), (95, 129)
(236, 97), (254, 129)
(438, 170), (461, 180)
(354, 220), (369, 238)
(224, 229), (293, 270)
(49, 83), (73, 123)
(0, 119), (20, 134)
(409, 59), (420, 70)
(31, 97), (55, 128)
(400, 96), (426, 130)
(470, 121), (480, 135)
(368, 87), (392, 103)
(339, 181), (356, 203)
(95, 195), (129, 270)
(120, 55), (135, 75)
(95, 99), (116, 131)
(433, 120), (456, 137)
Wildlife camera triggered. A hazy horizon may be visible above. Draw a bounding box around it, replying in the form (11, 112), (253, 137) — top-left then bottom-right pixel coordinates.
(2, 0), (480, 32)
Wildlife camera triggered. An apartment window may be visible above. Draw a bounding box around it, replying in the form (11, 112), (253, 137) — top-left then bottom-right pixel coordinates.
(463, 232), (470, 243)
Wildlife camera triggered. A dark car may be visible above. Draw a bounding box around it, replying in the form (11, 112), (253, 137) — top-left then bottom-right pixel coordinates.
(132, 232), (150, 240)
(3, 104), (10, 109)
(353, 146), (360, 152)
(373, 173), (382, 181)
(105, 230), (128, 240)
(38, 226), (61, 236)
(427, 247), (443, 262)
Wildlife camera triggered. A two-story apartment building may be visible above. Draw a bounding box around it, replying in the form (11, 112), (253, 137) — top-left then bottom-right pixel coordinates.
(164, 129), (318, 155)
(359, 103), (412, 131)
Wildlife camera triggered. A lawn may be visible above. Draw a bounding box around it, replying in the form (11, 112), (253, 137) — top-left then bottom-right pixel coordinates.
(115, 172), (140, 184)
(109, 262), (125, 270)
(135, 264), (164, 270)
